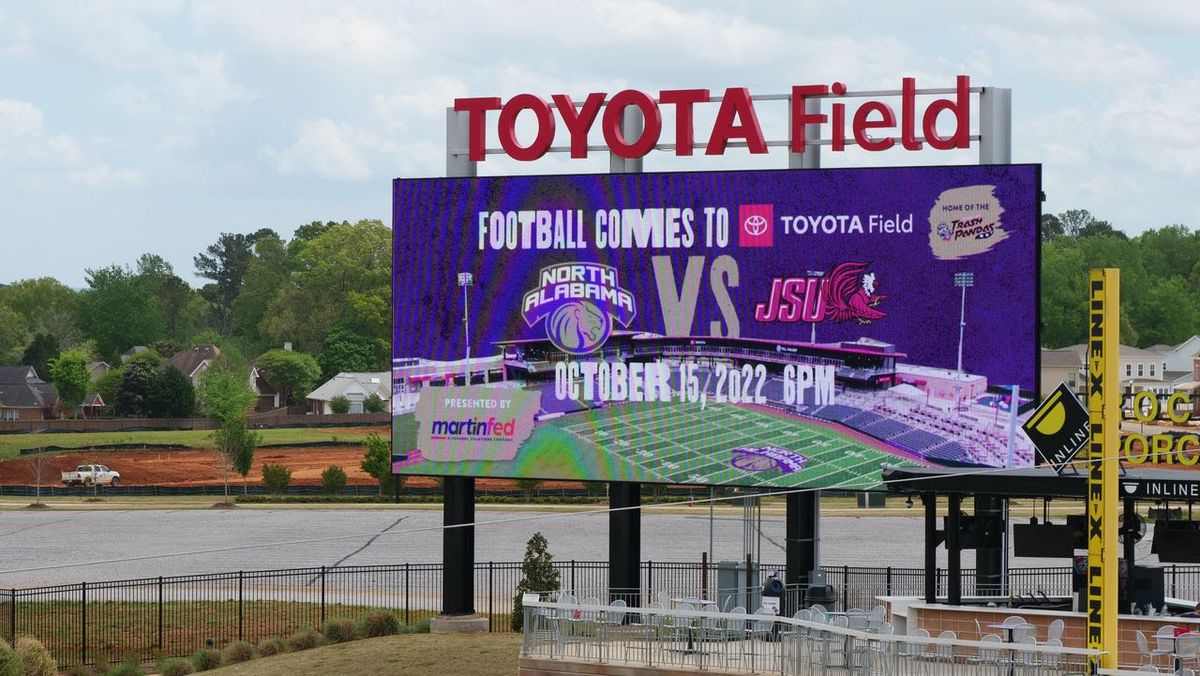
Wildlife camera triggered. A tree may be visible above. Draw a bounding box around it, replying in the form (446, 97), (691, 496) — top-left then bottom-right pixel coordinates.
(330, 395), (350, 414)
(1040, 213), (1064, 242)
(516, 478), (542, 499)
(112, 351), (164, 417)
(0, 302), (28, 364)
(261, 463), (292, 496)
(194, 229), (278, 334)
(230, 234), (289, 348)
(78, 265), (165, 359)
(364, 393), (385, 413)
(321, 466), (347, 495)
(255, 349), (321, 405)
(214, 415), (260, 499)
(197, 368), (256, 423)
(360, 432), (393, 495)
(94, 366), (123, 408)
(318, 324), (380, 380)
(49, 349), (91, 417)
(29, 450), (52, 504)
(511, 532), (560, 631)
(147, 366), (196, 418)
(21, 333), (60, 378)
(0, 277), (81, 348)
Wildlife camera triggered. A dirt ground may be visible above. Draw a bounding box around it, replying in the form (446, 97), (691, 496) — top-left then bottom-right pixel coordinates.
(0, 445), (583, 491)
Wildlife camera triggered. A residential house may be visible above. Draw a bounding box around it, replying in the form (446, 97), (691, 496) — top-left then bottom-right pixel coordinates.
(81, 393), (107, 418)
(1040, 345), (1086, 397)
(248, 363), (281, 412)
(120, 346), (149, 362)
(307, 372), (390, 414)
(0, 366), (59, 420)
(1041, 343), (1182, 403)
(87, 361), (110, 381)
(168, 345), (220, 387)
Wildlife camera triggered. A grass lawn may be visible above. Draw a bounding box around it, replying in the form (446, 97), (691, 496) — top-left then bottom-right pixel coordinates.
(0, 427), (382, 459)
(203, 633), (522, 676)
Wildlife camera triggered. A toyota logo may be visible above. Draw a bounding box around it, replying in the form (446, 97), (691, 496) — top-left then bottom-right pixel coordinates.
(743, 214), (769, 236)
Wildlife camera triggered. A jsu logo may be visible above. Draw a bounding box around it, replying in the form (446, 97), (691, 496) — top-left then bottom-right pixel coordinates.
(739, 204), (774, 247)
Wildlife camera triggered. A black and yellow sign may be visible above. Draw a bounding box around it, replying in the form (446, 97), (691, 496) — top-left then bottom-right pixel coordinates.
(1086, 268), (1119, 673)
(1023, 382), (1089, 473)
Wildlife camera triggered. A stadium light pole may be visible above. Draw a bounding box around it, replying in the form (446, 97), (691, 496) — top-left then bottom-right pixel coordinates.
(458, 272), (473, 385)
(954, 272), (974, 373)
(806, 270), (824, 344)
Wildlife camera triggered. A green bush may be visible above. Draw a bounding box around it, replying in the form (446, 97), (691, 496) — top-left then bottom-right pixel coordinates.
(358, 610), (401, 638)
(320, 465), (347, 494)
(261, 463), (292, 495)
(156, 658), (194, 676)
(0, 637), (20, 676)
(190, 648), (221, 672)
(102, 664), (144, 676)
(364, 393), (385, 413)
(321, 617), (358, 644)
(330, 395), (350, 414)
(220, 640), (254, 665)
(287, 629), (323, 652)
(255, 637), (288, 657)
(15, 637), (56, 676)
(414, 617), (431, 633)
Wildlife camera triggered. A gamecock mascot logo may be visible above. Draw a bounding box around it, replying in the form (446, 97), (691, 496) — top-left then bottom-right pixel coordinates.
(825, 261), (887, 324)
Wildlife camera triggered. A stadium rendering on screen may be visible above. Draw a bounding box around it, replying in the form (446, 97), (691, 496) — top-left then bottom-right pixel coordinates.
(392, 165), (1041, 490)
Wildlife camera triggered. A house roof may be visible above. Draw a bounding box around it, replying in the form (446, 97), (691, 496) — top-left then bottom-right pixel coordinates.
(121, 346), (149, 360)
(169, 345), (220, 378)
(0, 366), (58, 409)
(1040, 346), (1085, 368)
(307, 372), (390, 402)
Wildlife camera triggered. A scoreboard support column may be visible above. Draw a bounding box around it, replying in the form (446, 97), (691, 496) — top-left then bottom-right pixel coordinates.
(609, 482), (641, 605)
(441, 476), (477, 617)
(975, 495), (1007, 596)
(785, 490), (819, 614)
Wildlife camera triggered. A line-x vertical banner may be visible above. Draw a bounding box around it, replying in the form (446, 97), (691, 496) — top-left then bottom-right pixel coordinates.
(1086, 268), (1119, 672)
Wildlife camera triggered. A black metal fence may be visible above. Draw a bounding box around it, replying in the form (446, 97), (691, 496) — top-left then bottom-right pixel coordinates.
(4, 561), (1200, 668)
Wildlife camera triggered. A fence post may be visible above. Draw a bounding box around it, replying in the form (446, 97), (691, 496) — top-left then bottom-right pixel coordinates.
(157, 577), (163, 652)
(9, 588), (16, 645)
(571, 560), (576, 594)
(886, 567), (893, 597)
(404, 563), (410, 626)
(81, 582), (87, 666)
(238, 571), (244, 642)
(320, 567), (326, 626)
(647, 560), (653, 601)
(488, 561), (494, 632)
(842, 566), (849, 611)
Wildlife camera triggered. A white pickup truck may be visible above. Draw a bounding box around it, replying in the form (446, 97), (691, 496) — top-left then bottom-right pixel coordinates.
(61, 465), (121, 486)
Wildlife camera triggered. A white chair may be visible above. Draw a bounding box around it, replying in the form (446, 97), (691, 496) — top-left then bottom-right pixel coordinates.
(867, 605), (887, 630)
(1176, 633), (1200, 670)
(1012, 635), (1039, 672)
(935, 629), (957, 664)
(1012, 623), (1037, 643)
(1135, 664), (1162, 673)
(1042, 638), (1063, 672)
(1045, 618), (1064, 644)
(1156, 625), (1180, 667)
(809, 603), (827, 614)
(1136, 630), (1162, 666)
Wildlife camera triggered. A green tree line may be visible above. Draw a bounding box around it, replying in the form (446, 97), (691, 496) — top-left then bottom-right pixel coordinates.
(0, 219), (390, 416)
(1041, 210), (1200, 349)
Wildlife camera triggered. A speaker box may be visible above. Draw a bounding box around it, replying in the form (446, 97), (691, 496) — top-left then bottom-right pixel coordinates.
(1013, 523), (1077, 558)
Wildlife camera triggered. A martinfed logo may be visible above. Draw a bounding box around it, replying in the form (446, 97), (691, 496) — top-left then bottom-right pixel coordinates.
(522, 262), (636, 355)
(429, 416), (518, 441)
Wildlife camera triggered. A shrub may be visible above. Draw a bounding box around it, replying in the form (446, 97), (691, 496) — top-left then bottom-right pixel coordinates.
(15, 637), (57, 676)
(102, 664), (144, 676)
(321, 617), (358, 644)
(512, 532), (560, 631)
(320, 465), (347, 495)
(255, 637), (288, 657)
(0, 637), (20, 676)
(220, 641), (254, 665)
(261, 463), (292, 495)
(156, 658), (194, 676)
(330, 395), (350, 414)
(414, 617), (431, 633)
(287, 629), (323, 652)
(189, 648), (221, 672)
(358, 610), (401, 638)
(364, 393), (385, 413)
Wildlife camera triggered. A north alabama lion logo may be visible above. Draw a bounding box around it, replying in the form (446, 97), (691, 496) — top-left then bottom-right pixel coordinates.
(825, 261), (887, 324)
(522, 262), (636, 355)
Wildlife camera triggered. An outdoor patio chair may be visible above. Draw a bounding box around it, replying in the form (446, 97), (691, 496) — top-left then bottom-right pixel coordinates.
(1175, 633), (1200, 670)
(868, 604), (887, 630)
(1012, 623), (1037, 643)
(934, 630), (957, 665)
(1157, 626), (1181, 667)
(1012, 635), (1040, 673)
(1045, 618), (1064, 644)
(1041, 638), (1063, 672)
(1137, 630), (1165, 667)
(971, 633), (1005, 671)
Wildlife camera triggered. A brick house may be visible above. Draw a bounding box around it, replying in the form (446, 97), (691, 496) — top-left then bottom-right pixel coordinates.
(0, 366), (59, 421)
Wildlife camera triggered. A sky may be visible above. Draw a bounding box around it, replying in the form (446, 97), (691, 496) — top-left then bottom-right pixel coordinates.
(1, 0), (1199, 288)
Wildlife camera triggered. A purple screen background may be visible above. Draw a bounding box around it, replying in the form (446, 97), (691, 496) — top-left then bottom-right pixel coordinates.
(393, 165), (1040, 391)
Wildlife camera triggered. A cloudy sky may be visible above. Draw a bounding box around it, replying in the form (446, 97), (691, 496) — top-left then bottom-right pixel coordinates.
(2, 0), (1198, 287)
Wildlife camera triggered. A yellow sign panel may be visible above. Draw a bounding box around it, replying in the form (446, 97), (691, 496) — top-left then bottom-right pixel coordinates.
(1086, 268), (1119, 672)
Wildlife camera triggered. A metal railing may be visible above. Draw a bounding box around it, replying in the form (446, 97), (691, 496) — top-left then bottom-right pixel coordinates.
(521, 599), (1101, 674)
(4, 560), (1198, 668)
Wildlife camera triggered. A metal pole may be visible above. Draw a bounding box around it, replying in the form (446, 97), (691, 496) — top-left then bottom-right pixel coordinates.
(463, 283), (470, 384)
(947, 495), (962, 605)
(957, 283), (967, 373)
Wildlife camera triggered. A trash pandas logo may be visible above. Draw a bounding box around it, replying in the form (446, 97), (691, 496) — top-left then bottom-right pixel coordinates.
(730, 446), (809, 474)
(738, 204), (774, 247)
(522, 262), (636, 355)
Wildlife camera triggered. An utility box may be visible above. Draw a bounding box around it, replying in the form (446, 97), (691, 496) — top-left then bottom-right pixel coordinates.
(857, 492), (886, 508)
(717, 560), (760, 611)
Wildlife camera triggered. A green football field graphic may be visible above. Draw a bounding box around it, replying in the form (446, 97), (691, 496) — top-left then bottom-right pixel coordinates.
(394, 400), (921, 489)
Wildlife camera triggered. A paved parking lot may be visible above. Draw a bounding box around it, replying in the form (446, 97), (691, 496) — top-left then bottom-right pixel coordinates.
(0, 506), (1145, 588)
